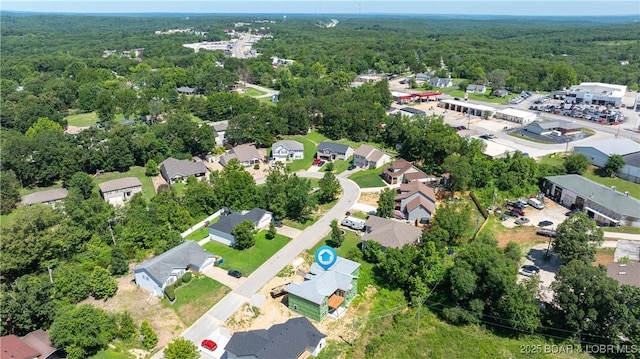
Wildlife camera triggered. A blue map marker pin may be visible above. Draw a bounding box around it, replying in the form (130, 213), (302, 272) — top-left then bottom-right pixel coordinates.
(315, 245), (337, 270)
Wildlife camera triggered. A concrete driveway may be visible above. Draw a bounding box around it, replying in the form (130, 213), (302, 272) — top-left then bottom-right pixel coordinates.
(520, 243), (562, 302)
(276, 225), (302, 238)
(202, 266), (246, 290)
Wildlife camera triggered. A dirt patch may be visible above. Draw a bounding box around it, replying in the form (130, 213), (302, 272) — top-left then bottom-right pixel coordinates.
(81, 270), (184, 349)
(151, 175), (165, 193)
(494, 226), (547, 249)
(594, 248), (616, 266)
(358, 192), (380, 207)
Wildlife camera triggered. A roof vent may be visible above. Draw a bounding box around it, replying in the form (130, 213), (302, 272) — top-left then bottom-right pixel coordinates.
(625, 191), (630, 196)
(611, 186), (616, 191)
(619, 264), (627, 267)
(618, 271), (627, 275)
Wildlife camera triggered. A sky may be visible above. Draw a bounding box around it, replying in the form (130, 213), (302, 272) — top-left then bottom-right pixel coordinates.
(1, 0), (639, 16)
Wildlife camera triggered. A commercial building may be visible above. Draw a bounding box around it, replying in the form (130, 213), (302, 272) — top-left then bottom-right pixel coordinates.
(544, 174), (640, 227)
(495, 108), (537, 124)
(574, 138), (640, 184)
(565, 82), (627, 107)
(438, 99), (496, 118)
(525, 120), (583, 136)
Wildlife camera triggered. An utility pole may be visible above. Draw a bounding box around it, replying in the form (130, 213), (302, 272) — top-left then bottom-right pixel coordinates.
(47, 266), (53, 284)
(108, 219), (116, 245)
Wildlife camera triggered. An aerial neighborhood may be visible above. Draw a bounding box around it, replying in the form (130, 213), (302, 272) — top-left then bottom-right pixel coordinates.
(2, 9), (640, 359)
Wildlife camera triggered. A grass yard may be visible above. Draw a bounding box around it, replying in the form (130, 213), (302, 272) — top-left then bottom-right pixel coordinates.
(447, 89), (511, 105)
(95, 166), (155, 200)
(202, 231), (292, 275)
(90, 350), (133, 359)
(509, 132), (555, 144)
(284, 138), (316, 172)
(183, 217), (220, 241)
(304, 130), (328, 145)
(64, 111), (125, 127)
(281, 218), (314, 230)
(19, 181), (64, 196)
(169, 276), (231, 325)
(241, 87), (267, 97)
(538, 153), (566, 169)
(348, 166), (387, 188)
(583, 167), (640, 199)
(310, 229), (362, 258)
(603, 226), (640, 235)
(320, 156), (352, 174)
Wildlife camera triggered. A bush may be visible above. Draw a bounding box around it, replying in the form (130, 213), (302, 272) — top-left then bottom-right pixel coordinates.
(165, 285), (176, 301)
(182, 272), (192, 283)
(253, 163), (260, 170)
(140, 320), (158, 350)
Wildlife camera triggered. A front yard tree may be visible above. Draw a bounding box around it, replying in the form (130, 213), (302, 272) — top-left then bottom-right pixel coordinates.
(211, 159), (259, 210)
(285, 175), (317, 221)
(140, 320), (158, 350)
(163, 337), (200, 359)
(232, 220), (256, 249)
(49, 305), (117, 359)
(326, 219), (344, 248)
(145, 159), (159, 176)
(603, 154), (625, 177)
(266, 221), (277, 240)
(563, 153), (590, 174)
(318, 171), (340, 204)
(377, 188), (395, 218)
(89, 266), (118, 300)
(553, 212), (603, 263)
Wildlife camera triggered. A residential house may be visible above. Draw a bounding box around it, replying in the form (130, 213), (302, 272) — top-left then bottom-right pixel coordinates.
(224, 317), (326, 359)
(574, 139), (640, 183)
(134, 241), (215, 297)
(493, 88), (509, 97)
(271, 140), (304, 161)
(362, 215), (423, 248)
(286, 257), (360, 321)
(316, 142), (354, 162)
(159, 157), (209, 185)
(606, 261), (640, 287)
(98, 177), (143, 205)
(220, 144), (262, 167)
(0, 330), (59, 359)
(395, 182), (437, 223)
(353, 144), (391, 169)
(544, 174), (640, 227)
(466, 84), (487, 94)
(428, 77), (453, 88)
(211, 121), (228, 146)
(415, 72), (434, 81)
(525, 120), (583, 135)
(208, 208), (272, 246)
(177, 86), (198, 95)
(20, 189), (68, 207)
(382, 159), (428, 184)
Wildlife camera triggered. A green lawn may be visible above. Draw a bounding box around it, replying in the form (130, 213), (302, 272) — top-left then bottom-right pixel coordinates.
(242, 87), (267, 97)
(447, 89), (511, 105)
(189, 113), (204, 123)
(320, 156), (352, 174)
(169, 276), (230, 325)
(509, 132), (555, 144)
(538, 153), (566, 169)
(281, 218), (315, 230)
(90, 350), (132, 359)
(304, 130), (328, 145)
(64, 111), (125, 127)
(95, 166), (155, 200)
(310, 229), (363, 258)
(183, 217), (219, 241)
(284, 138), (316, 172)
(348, 166), (387, 188)
(583, 168), (640, 199)
(202, 231), (292, 275)
(603, 226), (640, 235)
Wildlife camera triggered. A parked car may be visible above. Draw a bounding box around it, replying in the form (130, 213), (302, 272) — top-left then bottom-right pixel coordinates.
(538, 220), (553, 227)
(504, 210), (519, 217)
(201, 339), (218, 351)
(536, 229), (556, 237)
(273, 220), (283, 228)
(508, 201), (525, 210)
(519, 265), (540, 277)
(500, 214), (509, 221)
(227, 270), (242, 278)
(313, 158), (322, 165)
(515, 217), (530, 225)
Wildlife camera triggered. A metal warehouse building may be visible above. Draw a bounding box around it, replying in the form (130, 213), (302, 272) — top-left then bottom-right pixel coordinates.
(565, 82), (627, 107)
(495, 108), (537, 124)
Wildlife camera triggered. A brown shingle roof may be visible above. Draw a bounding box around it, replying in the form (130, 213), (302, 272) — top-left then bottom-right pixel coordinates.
(362, 215), (422, 248)
(403, 171), (429, 182)
(397, 182), (436, 202)
(21, 330), (57, 359)
(607, 261), (640, 287)
(0, 335), (40, 359)
(98, 177), (142, 193)
(232, 144), (262, 163)
(384, 159), (413, 178)
(405, 196), (435, 214)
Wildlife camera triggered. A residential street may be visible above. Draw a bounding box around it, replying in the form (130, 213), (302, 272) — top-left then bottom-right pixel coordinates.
(154, 173), (360, 356)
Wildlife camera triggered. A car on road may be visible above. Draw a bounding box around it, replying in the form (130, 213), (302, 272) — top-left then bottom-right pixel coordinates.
(519, 265), (540, 276)
(201, 339), (218, 351)
(538, 220), (553, 227)
(227, 270), (242, 278)
(515, 217), (530, 225)
(456, 126), (467, 131)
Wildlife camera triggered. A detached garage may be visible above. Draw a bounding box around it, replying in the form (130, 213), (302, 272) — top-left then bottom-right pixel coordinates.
(495, 108), (537, 124)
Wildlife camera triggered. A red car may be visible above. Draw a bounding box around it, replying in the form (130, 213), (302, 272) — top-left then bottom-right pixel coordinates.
(313, 158), (322, 165)
(201, 339), (217, 351)
(507, 206), (525, 216)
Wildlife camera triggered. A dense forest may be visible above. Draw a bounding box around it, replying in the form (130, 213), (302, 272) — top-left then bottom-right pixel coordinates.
(1, 13), (639, 358)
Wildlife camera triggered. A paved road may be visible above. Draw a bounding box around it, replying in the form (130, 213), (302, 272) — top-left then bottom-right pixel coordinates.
(167, 173), (360, 353)
(603, 231), (640, 241)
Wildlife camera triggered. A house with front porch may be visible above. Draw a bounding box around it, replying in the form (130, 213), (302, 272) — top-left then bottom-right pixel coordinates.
(271, 140), (304, 161)
(382, 158), (428, 184)
(316, 142), (353, 162)
(353, 144), (390, 169)
(286, 257), (360, 322)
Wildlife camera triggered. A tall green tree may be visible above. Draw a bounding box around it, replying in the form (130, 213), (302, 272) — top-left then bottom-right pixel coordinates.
(64, 172), (95, 200)
(563, 153), (590, 174)
(232, 220), (256, 250)
(53, 263), (91, 304)
(115, 312), (137, 341)
(95, 89), (116, 123)
(145, 159), (159, 176)
(376, 188), (395, 218)
(25, 117), (63, 138)
(211, 159), (259, 210)
(164, 337), (200, 359)
(318, 171), (340, 204)
(326, 219), (344, 248)
(553, 212), (603, 263)
(49, 305), (117, 359)
(89, 266), (118, 300)
(603, 154), (625, 177)
(443, 153), (472, 191)
(0, 170), (21, 214)
(140, 320), (158, 350)
(0, 274), (56, 335)
(430, 200), (473, 245)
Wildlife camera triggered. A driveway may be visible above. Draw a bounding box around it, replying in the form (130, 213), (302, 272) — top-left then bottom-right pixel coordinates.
(276, 225), (302, 238)
(520, 243), (562, 302)
(156, 173), (360, 356)
(202, 266), (246, 290)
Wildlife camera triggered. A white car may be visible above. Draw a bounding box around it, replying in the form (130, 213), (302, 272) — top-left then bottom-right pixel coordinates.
(519, 265), (540, 276)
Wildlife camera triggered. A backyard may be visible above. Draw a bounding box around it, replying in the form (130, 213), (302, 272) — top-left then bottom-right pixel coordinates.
(167, 276), (231, 325)
(202, 231), (292, 275)
(64, 110), (125, 127)
(348, 166), (387, 188)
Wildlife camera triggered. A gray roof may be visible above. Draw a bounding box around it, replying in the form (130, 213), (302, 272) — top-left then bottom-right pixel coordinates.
(401, 107), (426, 115)
(317, 142), (351, 155)
(211, 121), (228, 132)
(21, 188), (68, 205)
(546, 175), (640, 218)
(575, 138), (640, 157)
(177, 86), (197, 94)
(134, 241), (213, 286)
(362, 215), (423, 248)
(272, 140), (304, 152)
(208, 208), (269, 235)
(21, 329), (57, 359)
(98, 177), (142, 193)
(286, 257), (359, 305)
(225, 317), (326, 359)
(607, 261), (640, 287)
(231, 144), (262, 162)
(159, 157), (208, 180)
(623, 152), (640, 168)
(529, 120), (582, 130)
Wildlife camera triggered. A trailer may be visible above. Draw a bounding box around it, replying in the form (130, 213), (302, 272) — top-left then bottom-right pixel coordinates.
(270, 282), (290, 298)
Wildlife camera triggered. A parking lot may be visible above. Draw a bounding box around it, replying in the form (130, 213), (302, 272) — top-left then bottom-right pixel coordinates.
(520, 243), (562, 302)
(500, 197), (568, 230)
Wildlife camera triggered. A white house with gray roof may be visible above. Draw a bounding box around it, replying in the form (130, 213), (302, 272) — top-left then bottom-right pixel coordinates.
(211, 121), (228, 146)
(353, 144), (390, 169)
(574, 138), (640, 183)
(98, 177), (142, 205)
(271, 140), (304, 161)
(544, 174), (640, 227)
(159, 157), (209, 185)
(225, 317), (326, 359)
(134, 241), (215, 297)
(21, 188), (68, 207)
(219, 144), (262, 167)
(208, 208), (272, 246)
(316, 142), (353, 162)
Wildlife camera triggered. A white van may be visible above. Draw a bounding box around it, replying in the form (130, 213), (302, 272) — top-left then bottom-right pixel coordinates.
(527, 198), (544, 210)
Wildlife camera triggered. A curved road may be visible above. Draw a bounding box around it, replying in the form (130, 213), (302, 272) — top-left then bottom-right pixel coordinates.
(173, 173), (360, 350)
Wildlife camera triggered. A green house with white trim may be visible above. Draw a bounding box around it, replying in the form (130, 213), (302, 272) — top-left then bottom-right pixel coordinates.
(286, 256), (360, 322)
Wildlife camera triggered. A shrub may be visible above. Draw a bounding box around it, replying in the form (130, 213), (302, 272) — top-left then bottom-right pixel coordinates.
(253, 163), (260, 170)
(182, 272), (192, 283)
(165, 285), (176, 301)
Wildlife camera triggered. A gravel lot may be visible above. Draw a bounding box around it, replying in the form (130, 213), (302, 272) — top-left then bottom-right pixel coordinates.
(500, 198), (568, 231)
(520, 243), (562, 302)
